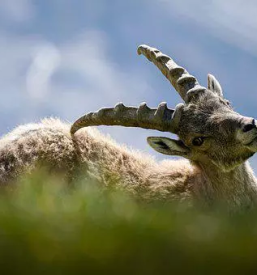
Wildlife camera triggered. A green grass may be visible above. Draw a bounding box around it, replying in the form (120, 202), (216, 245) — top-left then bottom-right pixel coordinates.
(0, 171), (257, 274)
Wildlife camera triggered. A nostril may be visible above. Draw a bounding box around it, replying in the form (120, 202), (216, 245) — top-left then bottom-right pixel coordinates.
(242, 123), (255, 132)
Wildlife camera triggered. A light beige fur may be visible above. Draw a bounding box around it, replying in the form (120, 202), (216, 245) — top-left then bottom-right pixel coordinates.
(1, 118), (256, 212)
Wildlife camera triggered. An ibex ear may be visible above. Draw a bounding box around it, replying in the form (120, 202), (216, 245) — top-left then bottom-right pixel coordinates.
(147, 137), (190, 158)
(208, 74), (223, 97)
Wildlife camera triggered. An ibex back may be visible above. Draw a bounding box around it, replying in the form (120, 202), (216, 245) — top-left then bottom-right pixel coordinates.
(1, 45), (257, 211)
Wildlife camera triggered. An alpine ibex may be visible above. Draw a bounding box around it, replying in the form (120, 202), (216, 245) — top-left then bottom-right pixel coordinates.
(1, 45), (257, 211)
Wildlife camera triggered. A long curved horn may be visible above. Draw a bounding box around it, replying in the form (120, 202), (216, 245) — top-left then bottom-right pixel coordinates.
(137, 45), (206, 102)
(71, 102), (182, 135)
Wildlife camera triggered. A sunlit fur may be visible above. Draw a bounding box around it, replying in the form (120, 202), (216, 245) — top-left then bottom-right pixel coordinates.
(0, 119), (195, 206)
(0, 102), (256, 212)
(1, 76), (257, 212)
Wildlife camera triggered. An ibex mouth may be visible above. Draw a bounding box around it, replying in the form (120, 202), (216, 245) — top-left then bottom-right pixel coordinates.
(245, 136), (257, 152)
(244, 134), (257, 145)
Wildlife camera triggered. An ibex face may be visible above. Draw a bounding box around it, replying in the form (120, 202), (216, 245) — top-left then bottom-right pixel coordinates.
(71, 45), (257, 171)
(168, 87), (257, 171)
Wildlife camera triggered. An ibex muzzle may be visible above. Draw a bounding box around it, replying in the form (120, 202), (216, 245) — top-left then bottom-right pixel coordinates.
(237, 117), (257, 148)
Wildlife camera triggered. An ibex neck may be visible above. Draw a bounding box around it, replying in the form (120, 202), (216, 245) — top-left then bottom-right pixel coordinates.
(194, 161), (257, 211)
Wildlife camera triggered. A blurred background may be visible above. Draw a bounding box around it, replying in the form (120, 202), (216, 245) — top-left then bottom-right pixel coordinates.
(1, 0), (257, 170)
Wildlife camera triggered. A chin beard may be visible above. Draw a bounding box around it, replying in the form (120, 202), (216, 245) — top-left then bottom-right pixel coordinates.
(246, 138), (257, 152)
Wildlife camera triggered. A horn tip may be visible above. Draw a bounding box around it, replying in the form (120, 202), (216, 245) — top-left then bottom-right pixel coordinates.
(137, 44), (151, 55)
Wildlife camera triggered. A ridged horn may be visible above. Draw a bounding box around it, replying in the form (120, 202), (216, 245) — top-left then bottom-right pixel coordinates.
(137, 44), (206, 102)
(71, 102), (181, 135)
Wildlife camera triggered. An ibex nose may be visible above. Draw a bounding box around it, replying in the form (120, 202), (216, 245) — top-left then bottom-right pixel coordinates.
(242, 118), (256, 133)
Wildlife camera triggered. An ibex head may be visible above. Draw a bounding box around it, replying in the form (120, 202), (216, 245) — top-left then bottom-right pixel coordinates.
(71, 45), (257, 171)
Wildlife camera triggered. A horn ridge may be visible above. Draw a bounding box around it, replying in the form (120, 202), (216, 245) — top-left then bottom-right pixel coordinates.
(70, 102), (176, 135)
(138, 44), (206, 102)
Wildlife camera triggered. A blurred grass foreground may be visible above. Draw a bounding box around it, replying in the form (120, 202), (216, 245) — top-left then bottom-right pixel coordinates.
(1, 170), (257, 274)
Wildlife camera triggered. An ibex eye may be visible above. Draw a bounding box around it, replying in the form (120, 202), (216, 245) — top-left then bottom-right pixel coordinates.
(192, 137), (204, 146)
